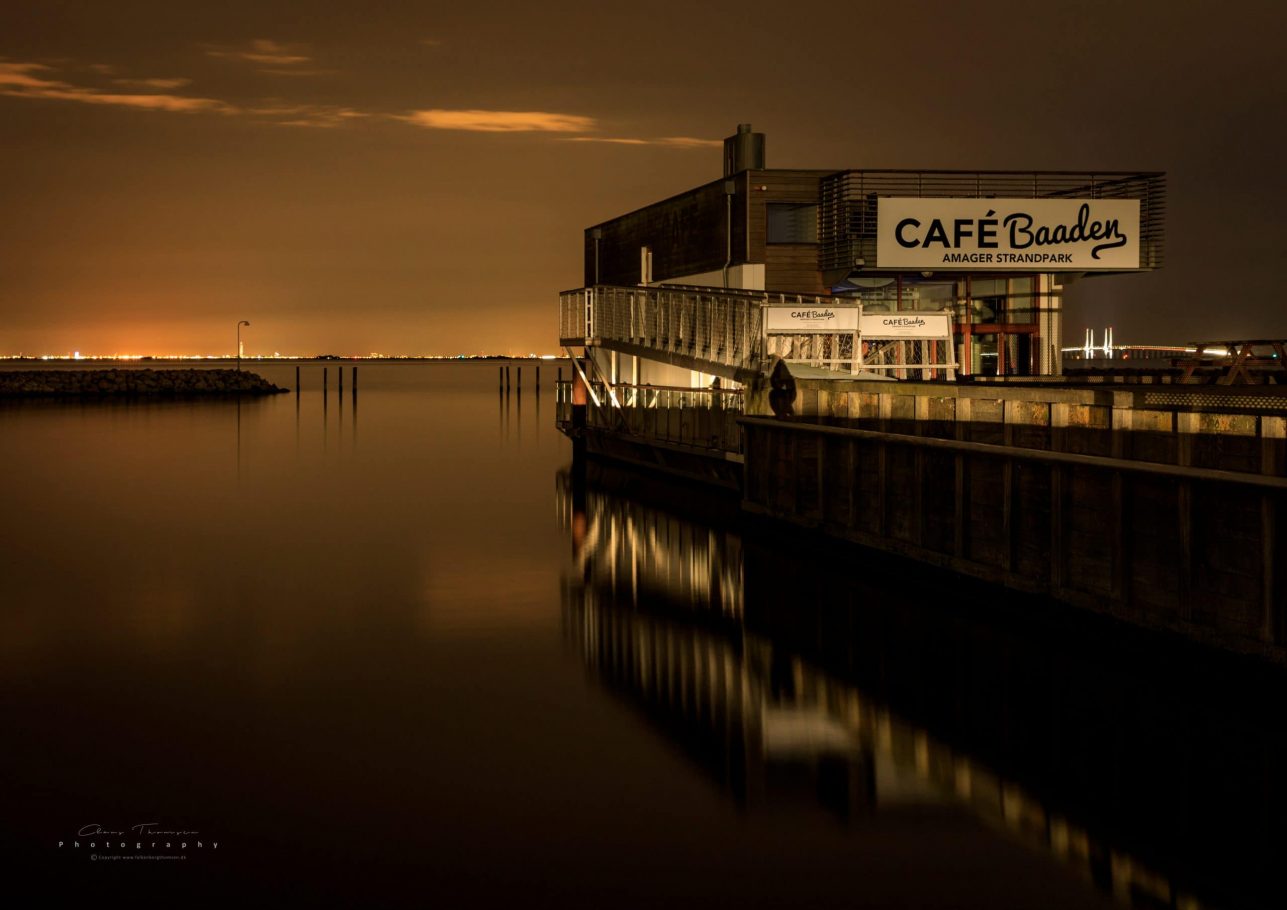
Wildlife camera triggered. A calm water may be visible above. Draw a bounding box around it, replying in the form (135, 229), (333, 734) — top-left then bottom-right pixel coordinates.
(1, 363), (1280, 907)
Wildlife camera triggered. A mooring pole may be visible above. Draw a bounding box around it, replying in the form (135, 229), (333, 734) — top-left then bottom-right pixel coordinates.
(352, 366), (358, 395)
(536, 365), (540, 391)
(339, 366), (344, 394)
(323, 367), (328, 393)
(517, 366), (522, 390)
(295, 366), (300, 395)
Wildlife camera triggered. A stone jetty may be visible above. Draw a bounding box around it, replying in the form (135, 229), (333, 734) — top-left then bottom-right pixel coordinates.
(0, 369), (288, 397)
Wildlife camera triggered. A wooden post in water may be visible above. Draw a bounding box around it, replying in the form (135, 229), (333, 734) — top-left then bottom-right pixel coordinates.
(536, 365), (540, 390)
(323, 367), (328, 391)
(517, 366), (522, 390)
(295, 366), (300, 394)
(352, 366), (358, 394)
(339, 366), (344, 394)
(506, 366), (511, 393)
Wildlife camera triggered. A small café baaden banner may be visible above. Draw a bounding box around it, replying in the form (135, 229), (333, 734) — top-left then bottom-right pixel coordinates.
(764, 308), (952, 340)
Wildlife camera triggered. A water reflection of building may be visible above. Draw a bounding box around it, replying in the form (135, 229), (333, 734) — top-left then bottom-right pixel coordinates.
(559, 470), (875, 818)
(558, 470), (1284, 910)
(558, 469), (743, 621)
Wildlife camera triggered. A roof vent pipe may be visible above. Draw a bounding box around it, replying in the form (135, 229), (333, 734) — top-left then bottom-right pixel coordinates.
(723, 123), (765, 176)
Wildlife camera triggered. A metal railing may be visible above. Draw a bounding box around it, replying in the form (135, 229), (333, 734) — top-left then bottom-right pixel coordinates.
(562, 285), (831, 378)
(602, 384), (744, 453)
(556, 378), (744, 454)
(555, 378), (574, 426)
(765, 335), (954, 379)
(561, 285), (961, 381)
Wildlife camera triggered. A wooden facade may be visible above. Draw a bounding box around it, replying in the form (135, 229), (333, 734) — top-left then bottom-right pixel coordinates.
(586, 169), (834, 293)
(586, 179), (729, 287)
(750, 169), (829, 293)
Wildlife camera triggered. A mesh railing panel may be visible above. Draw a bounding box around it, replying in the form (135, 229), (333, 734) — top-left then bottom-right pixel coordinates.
(561, 285), (806, 375)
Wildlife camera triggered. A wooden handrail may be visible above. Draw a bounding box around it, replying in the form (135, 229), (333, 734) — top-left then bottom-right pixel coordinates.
(738, 417), (1287, 490)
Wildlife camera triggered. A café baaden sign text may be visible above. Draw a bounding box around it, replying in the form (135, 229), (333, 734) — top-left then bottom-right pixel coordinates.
(765, 307), (858, 332)
(859, 312), (951, 339)
(876, 198), (1141, 271)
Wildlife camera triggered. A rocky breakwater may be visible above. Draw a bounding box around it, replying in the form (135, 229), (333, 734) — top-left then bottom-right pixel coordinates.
(0, 369), (288, 397)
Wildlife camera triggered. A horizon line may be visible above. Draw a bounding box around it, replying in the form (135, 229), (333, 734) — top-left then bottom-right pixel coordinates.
(0, 353), (569, 361)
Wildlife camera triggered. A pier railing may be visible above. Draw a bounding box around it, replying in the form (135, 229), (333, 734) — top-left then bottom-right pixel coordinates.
(561, 285), (832, 380)
(554, 377), (574, 426)
(740, 416), (1287, 659)
(561, 285), (959, 382)
(556, 379), (745, 454)
(606, 384), (744, 453)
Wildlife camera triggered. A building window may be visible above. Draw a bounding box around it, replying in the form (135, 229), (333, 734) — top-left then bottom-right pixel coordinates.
(767, 203), (818, 244)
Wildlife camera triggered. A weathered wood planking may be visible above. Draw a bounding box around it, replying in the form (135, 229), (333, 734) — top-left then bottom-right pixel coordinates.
(740, 416), (1287, 661)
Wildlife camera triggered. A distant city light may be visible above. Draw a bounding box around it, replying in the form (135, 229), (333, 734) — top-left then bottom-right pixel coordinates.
(4, 352), (571, 362)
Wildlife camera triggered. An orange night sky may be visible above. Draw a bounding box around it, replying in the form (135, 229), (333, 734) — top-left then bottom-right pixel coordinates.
(1, 1), (1283, 356)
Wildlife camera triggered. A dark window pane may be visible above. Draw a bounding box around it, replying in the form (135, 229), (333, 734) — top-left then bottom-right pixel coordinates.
(767, 203), (818, 244)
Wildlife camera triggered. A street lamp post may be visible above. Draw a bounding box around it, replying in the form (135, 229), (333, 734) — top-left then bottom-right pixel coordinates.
(236, 320), (250, 371)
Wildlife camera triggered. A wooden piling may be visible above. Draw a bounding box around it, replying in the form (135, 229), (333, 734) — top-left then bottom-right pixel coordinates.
(339, 366), (344, 394)
(295, 366), (300, 394)
(536, 365), (540, 389)
(517, 366), (522, 389)
(506, 366), (511, 392)
(323, 367), (328, 391)
(352, 366), (358, 393)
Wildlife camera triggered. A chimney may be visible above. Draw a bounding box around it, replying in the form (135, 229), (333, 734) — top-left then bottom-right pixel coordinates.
(723, 123), (765, 176)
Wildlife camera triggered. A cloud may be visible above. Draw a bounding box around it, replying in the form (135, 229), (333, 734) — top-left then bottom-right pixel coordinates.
(0, 60), (345, 124)
(564, 135), (721, 149)
(112, 77), (192, 90)
(207, 39), (311, 67)
(566, 136), (648, 145)
(401, 109), (595, 133)
(398, 111), (713, 146)
(0, 61), (712, 144)
(249, 103), (368, 128)
(0, 62), (232, 113)
(655, 136), (722, 149)
(256, 68), (335, 78)
(0, 61), (55, 86)
(64, 91), (230, 113)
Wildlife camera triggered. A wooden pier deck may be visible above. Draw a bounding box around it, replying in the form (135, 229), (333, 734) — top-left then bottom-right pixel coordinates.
(559, 374), (1287, 661)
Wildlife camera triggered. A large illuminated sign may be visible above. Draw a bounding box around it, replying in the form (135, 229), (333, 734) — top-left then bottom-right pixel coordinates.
(876, 198), (1141, 270)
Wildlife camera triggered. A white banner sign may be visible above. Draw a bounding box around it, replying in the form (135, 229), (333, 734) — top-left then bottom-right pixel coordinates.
(765, 306), (858, 333)
(877, 197), (1141, 271)
(860, 312), (952, 339)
